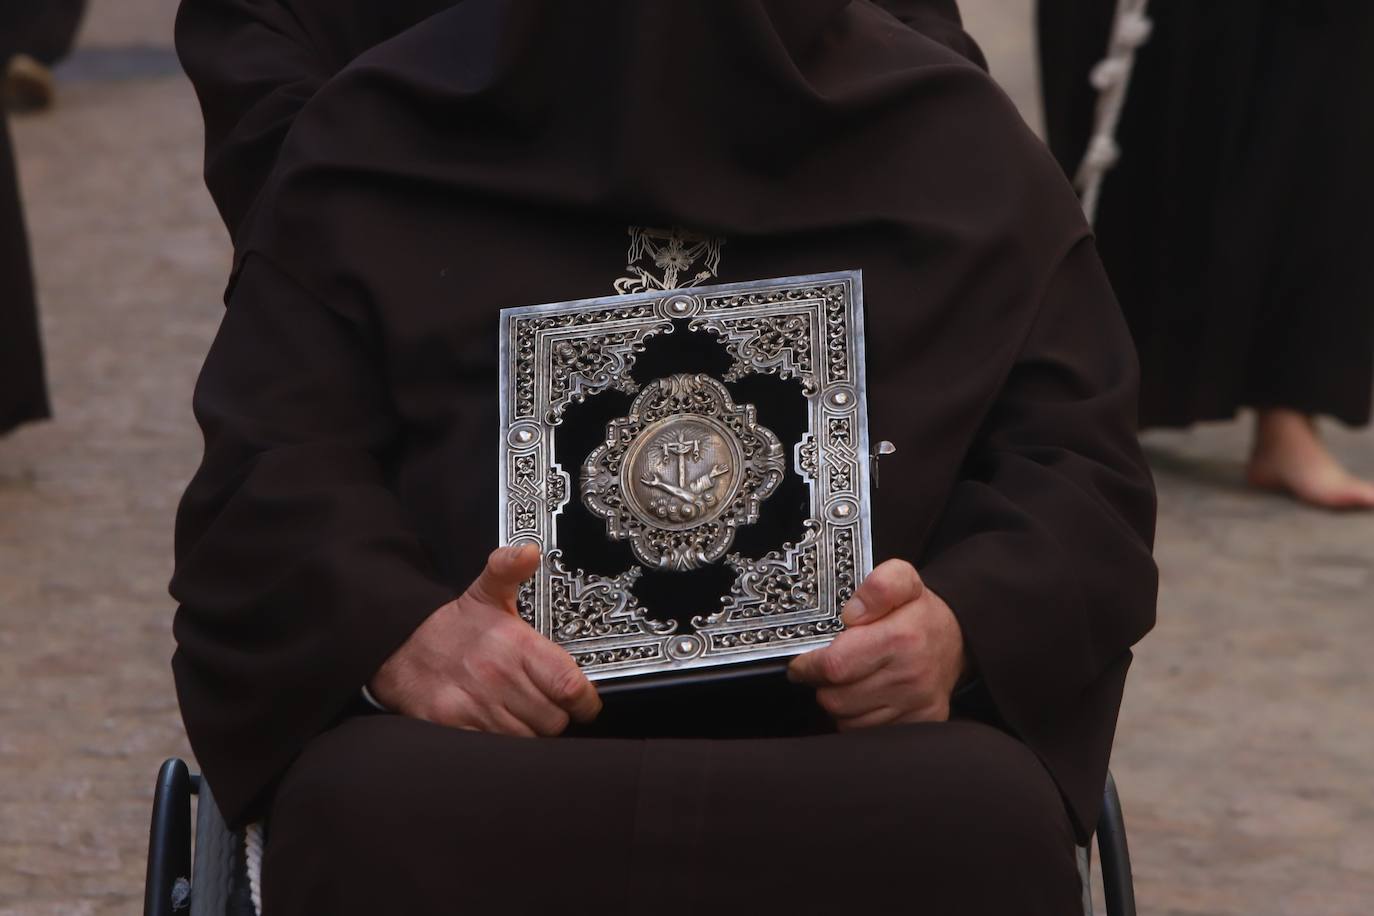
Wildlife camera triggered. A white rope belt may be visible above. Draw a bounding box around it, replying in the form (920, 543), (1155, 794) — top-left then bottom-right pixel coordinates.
(1073, 0), (1153, 223)
(245, 822), (265, 916)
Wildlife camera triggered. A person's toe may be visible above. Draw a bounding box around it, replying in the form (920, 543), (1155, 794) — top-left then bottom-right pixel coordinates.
(1347, 479), (1374, 509)
(1300, 472), (1374, 510)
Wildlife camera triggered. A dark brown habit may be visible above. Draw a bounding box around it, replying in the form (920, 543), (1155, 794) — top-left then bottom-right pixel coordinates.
(1, 0), (86, 67)
(175, 0), (988, 245)
(0, 14), (51, 436)
(1039, 0), (1374, 429)
(172, 2), (1157, 911)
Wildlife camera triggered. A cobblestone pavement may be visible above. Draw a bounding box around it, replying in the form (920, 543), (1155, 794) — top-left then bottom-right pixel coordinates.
(1, 2), (1370, 914)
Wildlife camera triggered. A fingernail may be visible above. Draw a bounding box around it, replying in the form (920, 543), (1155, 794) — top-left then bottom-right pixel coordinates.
(840, 597), (867, 625)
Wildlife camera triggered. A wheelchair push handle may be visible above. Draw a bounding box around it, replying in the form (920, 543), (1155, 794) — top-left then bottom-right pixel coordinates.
(144, 758), (194, 916)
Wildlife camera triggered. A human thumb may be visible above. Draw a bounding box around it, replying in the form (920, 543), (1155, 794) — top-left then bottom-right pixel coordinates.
(465, 543), (541, 613)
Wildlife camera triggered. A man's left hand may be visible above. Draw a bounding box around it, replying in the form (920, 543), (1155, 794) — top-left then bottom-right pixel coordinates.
(788, 558), (968, 729)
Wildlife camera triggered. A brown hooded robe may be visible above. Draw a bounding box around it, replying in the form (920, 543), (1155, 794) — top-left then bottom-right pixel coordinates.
(172, 2), (1157, 911)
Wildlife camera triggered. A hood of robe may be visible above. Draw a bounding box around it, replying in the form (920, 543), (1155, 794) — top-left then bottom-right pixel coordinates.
(239, 0), (1086, 305)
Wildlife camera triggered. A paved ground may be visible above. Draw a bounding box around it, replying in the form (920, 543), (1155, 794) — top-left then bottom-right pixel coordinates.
(0, 2), (1370, 914)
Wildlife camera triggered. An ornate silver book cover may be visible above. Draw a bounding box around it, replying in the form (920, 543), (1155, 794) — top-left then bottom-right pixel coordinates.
(498, 271), (873, 688)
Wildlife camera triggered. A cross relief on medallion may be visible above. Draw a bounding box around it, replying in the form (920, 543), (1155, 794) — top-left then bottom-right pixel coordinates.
(581, 373), (785, 571)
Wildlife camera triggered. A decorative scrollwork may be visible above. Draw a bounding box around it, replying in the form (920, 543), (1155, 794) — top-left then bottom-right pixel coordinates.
(694, 522), (823, 627)
(695, 282), (854, 391)
(834, 527), (856, 605)
(688, 313), (814, 388)
(824, 286), (851, 383)
(512, 304), (670, 420)
(825, 417), (860, 500)
(548, 334), (641, 411)
(548, 553), (677, 641)
(828, 417), (852, 447)
(795, 434), (818, 480)
(708, 618), (846, 651)
(516, 578), (536, 626)
(546, 467), (568, 508)
(573, 644), (662, 668)
(508, 452), (541, 535)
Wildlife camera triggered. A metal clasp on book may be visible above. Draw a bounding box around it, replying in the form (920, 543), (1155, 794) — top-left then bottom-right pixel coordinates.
(870, 440), (896, 489)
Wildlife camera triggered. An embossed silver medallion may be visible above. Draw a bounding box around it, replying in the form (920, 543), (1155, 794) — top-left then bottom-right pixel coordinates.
(498, 272), (873, 687)
(582, 373), (785, 571)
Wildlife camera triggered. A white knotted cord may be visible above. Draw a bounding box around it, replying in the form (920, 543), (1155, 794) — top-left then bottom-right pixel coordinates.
(245, 821), (265, 916)
(1073, 0), (1153, 223)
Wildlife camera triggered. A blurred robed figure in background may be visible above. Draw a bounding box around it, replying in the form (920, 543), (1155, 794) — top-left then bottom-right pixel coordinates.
(1039, 0), (1374, 508)
(0, 115), (48, 436)
(0, 3), (61, 436)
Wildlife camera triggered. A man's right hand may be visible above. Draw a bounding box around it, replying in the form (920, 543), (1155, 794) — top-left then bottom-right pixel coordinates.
(368, 543), (602, 736)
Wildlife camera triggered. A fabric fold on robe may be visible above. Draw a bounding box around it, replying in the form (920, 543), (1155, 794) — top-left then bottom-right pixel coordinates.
(172, 0), (1157, 841)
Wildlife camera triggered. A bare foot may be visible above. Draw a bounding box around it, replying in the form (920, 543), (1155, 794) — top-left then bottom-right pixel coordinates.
(1246, 409), (1374, 510)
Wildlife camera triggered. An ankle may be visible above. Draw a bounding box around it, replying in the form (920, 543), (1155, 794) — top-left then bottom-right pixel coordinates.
(1252, 408), (1318, 456)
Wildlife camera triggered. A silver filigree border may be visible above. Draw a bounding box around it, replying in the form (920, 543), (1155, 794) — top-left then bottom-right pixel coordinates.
(498, 271), (873, 684)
